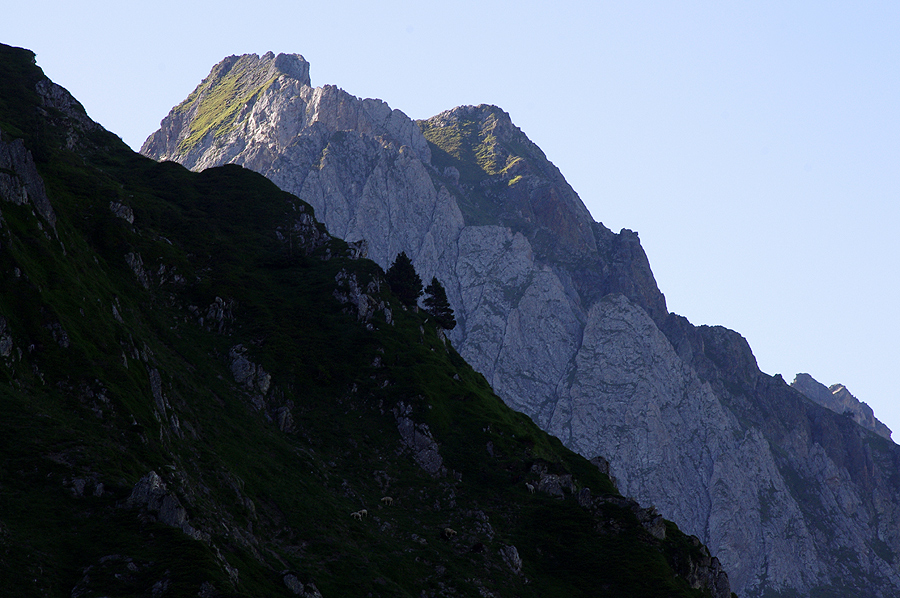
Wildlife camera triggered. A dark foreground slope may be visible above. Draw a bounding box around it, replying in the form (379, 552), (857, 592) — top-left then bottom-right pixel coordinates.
(0, 44), (731, 598)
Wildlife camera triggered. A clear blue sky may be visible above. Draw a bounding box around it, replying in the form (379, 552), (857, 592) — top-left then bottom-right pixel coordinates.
(5, 1), (899, 436)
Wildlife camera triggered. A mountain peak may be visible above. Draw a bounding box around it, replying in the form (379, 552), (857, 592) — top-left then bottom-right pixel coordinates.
(139, 51), (312, 162)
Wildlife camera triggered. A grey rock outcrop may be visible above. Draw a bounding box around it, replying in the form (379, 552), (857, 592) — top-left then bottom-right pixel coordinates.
(499, 545), (522, 575)
(393, 401), (444, 476)
(0, 131), (56, 229)
(333, 269), (390, 325)
(0, 316), (13, 358)
(142, 53), (900, 597)
(126, 471), (203, 540)
(229, 345), (272, 397)
(283, 574), (322, 598)
(125, 252), (151, 289)
(109, 201), (134, 224)
(35, 78), (101, 143)
(792, 373), (892, 440)
(678, 536), (733, 598)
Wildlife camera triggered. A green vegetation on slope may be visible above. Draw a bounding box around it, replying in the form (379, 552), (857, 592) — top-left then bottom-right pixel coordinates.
(417, 109), (541, 230)
(417, 111), (527, 183)
(172, 54), (277, 153)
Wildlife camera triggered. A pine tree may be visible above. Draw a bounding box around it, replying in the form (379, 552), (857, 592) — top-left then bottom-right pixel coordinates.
(385, 251), (423, 308)
(423, 277), (456, 330)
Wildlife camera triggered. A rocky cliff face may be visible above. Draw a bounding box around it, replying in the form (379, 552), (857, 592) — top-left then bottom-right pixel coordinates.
(142, 52), (900, 597)
(792, 373), (892, 440)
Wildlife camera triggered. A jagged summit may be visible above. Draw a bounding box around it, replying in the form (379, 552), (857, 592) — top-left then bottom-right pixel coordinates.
(416, 103), (668, 322)
(141, 52), (429, 174)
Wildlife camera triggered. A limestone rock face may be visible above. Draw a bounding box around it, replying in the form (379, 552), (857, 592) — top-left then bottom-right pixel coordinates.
(553, 295), (823, 593)
(142, 53), (900, 597)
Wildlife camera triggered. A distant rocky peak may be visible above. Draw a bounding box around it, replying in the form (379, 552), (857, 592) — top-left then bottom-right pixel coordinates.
(792, 373), (893, 441)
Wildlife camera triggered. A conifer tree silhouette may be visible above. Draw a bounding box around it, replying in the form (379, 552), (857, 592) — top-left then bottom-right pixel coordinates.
(385, 251), (422, 308)
(423, 277), (456, 330)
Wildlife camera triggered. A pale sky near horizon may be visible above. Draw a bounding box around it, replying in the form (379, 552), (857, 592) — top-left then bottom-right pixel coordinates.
(4, 1), (899, 437)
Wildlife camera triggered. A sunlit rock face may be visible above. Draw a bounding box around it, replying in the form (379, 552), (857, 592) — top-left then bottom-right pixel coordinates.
(142, 53), (900, 597)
